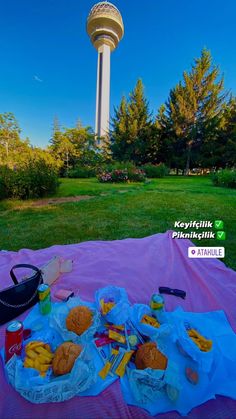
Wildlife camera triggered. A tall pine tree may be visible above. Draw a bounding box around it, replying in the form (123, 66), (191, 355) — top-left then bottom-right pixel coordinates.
(153, 104), (178, 167)
(165, 49), (227, 174)
(222, 97), (236, 166)
(110, 96), (129, 161)
(111, 79), (152, 164)
(209, 97), (236, 168)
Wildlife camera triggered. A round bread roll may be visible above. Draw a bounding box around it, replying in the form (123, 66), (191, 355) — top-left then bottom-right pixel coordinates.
(52, 342), (82, 376)
(135, 342), (167, 370)
(66, 306), (92, 335)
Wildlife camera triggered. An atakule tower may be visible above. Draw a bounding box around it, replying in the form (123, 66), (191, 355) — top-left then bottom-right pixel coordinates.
(87, 2), (124, 143)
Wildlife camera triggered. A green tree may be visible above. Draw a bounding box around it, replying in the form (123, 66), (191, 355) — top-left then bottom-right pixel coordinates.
(152, 104), (176, 166)
(50, 130), (77, 175)
(0, 113), (20, 163)
(192, 97), (236, 170)
(110, 96), (129, 160)
(0, 112), (32, 167)
(165, 49), (227, 173)
(222, 97), (236, 167)
(212, 97), (236, 168)
(50, 120), (98, 175)
(111, 79), (153, 164)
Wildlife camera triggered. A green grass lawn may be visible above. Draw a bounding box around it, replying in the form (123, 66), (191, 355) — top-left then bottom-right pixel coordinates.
(0, 176), (235, 270)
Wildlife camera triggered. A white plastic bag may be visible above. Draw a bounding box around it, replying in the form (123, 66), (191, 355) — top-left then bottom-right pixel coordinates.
(127, 359), (181, 404)
(95, 285), (130, 324)
(50, 297), (101, 344)
(5, 344), (96, 403)
(174, 320), (214, 373)
(130, 304), (173, 339)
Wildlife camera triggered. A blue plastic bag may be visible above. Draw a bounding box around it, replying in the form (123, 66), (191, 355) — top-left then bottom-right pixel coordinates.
(50, 297), (101, 344)
(130, 304), (173, 339)
(170, 310), (214, 373)
(79, 341), (118, 397)
(5, 343), (96, 403)
(95, 286), (130, 324)
(121, 309), (236, 416)
(127, 359), (181, 405)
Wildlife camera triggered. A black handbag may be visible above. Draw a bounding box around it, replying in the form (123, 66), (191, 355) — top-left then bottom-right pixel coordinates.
(0, 264), (43, 326)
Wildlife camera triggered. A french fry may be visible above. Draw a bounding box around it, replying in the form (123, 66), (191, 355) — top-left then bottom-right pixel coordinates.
(38, 363), (51, 373)
(38, 354), (53, 365)
(26, 349), (38, 360)
(26, 341), (44, 350)
(35, 347), (54, 358)
(187, 329), (212, 352)
(24, 358), (34, 368)
(24, 341), (54, 375)
(44, 344), (52, 353)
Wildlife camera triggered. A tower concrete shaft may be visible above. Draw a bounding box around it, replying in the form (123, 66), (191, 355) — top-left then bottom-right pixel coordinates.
(87, 2), (124, 143)
(95, 44), (111, 140)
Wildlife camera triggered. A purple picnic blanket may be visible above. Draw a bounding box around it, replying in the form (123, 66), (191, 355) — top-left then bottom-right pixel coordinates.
(0, 231), (236, 419)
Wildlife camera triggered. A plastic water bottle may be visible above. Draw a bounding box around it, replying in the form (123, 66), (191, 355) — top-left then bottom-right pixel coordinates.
(150, 293), (165, 322)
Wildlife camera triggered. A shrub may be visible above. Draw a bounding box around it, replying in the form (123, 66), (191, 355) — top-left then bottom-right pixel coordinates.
(98, 162), (147, 182)
(67, 166), (96, 178)
(0, 176), (6, 200)
(111, 169), (129, 182)
(98, 172), (113, 183)
(128, 168), (146, 182)
(97, 166), (146, 183)
(101, 161), (137, 173)
(212, 169), (236, 189)
(141, 163), (168, 178)
(0, 166), (13, 198)
(0, 159), (59, 199)
(98, 169), (128, 183)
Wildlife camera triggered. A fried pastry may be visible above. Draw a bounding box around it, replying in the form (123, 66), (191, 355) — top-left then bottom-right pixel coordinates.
(52, 342), (82, 376)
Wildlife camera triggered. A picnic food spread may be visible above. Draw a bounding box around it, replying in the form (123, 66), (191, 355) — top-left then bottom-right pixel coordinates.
(2, 284), (235, 417)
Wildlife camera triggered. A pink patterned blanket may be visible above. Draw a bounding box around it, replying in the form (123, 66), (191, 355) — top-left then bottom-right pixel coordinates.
(0, 231), (236, 418)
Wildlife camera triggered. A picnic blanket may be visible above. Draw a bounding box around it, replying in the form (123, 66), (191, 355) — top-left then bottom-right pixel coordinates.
(0, 231), (236, 418)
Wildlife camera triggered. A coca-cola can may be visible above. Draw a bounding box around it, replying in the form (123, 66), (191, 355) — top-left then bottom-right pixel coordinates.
(5, 321), (23, 363)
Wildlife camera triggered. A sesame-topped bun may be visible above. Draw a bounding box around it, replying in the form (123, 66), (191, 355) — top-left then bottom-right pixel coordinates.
(66, 306), (92, 335)
(135, 342), (168, 370)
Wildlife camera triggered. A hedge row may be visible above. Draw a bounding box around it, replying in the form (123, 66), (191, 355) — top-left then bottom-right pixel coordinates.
(212, 169), (236, 189)
(67, 163), (169, 180)
(0, 160), (59, 200)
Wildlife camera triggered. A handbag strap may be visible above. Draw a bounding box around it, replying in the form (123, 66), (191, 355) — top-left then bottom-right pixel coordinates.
(10, 264), (41, 285)
(0, 274), (43, 309)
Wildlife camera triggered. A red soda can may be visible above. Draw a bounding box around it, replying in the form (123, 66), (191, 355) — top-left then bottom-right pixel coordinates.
(5, 321), (23, 363)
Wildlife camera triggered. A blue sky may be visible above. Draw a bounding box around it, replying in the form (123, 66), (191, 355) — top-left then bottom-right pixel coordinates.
(0, 0), (236, 147)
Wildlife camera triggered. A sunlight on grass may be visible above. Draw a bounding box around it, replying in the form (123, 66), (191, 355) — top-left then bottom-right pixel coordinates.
(1, 177), (235, 270)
